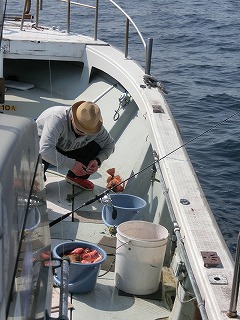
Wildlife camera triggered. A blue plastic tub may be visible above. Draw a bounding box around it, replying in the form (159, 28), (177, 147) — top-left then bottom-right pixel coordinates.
(102, 194), (147, 227)
(52, 241), (107, 294)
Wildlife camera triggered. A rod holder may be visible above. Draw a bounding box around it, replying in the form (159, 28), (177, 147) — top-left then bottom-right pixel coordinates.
(227, 232), (240, 318)
(124, 18), (129, 58)
(59, 258), (70, 319)
(145, 38), (153, 75)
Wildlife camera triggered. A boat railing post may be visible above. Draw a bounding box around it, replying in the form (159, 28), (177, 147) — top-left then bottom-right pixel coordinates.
(20, 0), (28, 30)
(0, 0), (4, 103)
(67, 0), (70, 34)
(0, 49), (4, 103)
(94, 0), (99, 41)
(227, 231), (240, 318)
(145, 37), (153, 75)
(35, 0), (39, 28)
(124, 18), (129, 58)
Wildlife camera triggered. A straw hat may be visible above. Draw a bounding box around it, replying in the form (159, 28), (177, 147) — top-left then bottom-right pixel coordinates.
(72, 101), (103, 134)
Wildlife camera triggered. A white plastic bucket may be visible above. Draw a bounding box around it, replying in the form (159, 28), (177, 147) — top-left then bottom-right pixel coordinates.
(115, 220), (169, 295)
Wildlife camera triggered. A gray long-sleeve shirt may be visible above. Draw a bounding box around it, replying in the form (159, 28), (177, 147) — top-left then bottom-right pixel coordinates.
(36, 106), (115, 169)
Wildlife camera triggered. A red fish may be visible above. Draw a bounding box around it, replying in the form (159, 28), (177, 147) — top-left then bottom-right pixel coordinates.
(106, 168), (125, 192)
(106, 168), (115, 177)
(70, 247), (84, 255)
(64, 247), (103, 264)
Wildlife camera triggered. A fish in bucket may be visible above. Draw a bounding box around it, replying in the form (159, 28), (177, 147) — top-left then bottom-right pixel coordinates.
(52, 241), (107, 294)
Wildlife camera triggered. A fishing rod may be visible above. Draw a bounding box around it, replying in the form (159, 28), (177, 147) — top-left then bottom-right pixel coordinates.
(49, 109), (240, 227)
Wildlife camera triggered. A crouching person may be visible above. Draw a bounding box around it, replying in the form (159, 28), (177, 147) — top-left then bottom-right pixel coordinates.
(36, 101), (115, 190)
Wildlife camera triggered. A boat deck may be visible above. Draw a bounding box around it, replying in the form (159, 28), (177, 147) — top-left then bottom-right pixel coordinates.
(47, 169), (171, 320)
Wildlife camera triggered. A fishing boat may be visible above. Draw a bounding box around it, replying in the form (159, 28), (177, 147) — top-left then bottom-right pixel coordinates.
(1, 0), (239, 319)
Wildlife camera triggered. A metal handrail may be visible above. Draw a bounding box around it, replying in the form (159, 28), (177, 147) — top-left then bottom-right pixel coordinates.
(57, 0), (147, 52)
(106, 0), (146, 48)
(64, 0), (150, 69)
(20, 0), (152, 74)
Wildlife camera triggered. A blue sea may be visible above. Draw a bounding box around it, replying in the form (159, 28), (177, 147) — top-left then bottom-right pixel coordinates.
(7, 0), (240, 255)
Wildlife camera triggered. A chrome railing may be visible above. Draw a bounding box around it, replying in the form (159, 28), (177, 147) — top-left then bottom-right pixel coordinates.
(20, 0), (153, 74)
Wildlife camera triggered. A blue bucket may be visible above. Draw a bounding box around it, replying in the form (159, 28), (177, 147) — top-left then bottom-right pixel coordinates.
(52, 241), (107, 294)
(102, 194), (147, 227)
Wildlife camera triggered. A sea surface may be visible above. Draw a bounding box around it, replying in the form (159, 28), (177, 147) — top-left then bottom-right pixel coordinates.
(7, 0), (240, 256)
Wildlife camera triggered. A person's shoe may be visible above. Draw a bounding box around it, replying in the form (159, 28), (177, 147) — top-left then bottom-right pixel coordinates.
(65, 175), (94, 190)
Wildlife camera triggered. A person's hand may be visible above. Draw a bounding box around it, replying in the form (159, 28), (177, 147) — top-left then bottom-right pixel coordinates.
(85, 159), (99, 174)
(71, 161), (88, 176)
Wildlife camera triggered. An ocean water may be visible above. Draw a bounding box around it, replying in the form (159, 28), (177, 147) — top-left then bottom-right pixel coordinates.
(6, 0), (240, 255)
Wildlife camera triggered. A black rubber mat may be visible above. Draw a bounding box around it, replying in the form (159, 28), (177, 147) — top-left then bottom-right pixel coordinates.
(97, 236), (116, 271)
(118, 283), (162, 300)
